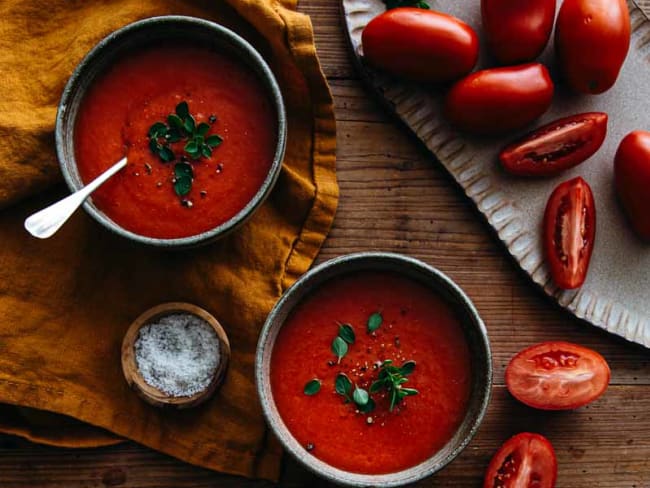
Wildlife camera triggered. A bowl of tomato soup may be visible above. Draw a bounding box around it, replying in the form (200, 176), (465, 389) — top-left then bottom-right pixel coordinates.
(256, 253), (492, 486)
(56, 16), (285, 247)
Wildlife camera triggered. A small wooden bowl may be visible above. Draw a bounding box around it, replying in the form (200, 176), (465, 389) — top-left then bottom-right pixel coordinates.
(121, 302), (230, 409)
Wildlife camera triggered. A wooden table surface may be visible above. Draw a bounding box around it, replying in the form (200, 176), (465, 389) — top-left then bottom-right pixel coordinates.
(2, 1), (650, 486)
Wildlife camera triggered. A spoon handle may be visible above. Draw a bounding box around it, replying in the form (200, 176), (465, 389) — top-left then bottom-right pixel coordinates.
(24, 157), (128, 239)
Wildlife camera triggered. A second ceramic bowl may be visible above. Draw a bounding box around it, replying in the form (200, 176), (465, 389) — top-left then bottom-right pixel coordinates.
(256, 252), (492, 487)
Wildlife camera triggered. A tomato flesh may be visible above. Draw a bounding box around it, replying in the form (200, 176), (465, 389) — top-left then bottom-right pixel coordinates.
(484, 433), (557, 488)
(543, 177), (595, 289)
(361, 8), (479, 83)
(500, 113), (608, 176)
(614, 130), (650, 241)
(506, 342), (610, 410)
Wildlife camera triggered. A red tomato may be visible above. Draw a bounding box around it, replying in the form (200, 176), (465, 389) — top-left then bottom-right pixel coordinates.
(556, 0), (630, 94)
(444, 63), (554, 135)
(482, 0), (556, 64)
(544, 177), (595, 289)
(361, 8), (479, 83)
(500, 112), (608, 176)
(484, 433), (557, 488)
(614, 130), (650, 241)
(505, 342), (610, 410)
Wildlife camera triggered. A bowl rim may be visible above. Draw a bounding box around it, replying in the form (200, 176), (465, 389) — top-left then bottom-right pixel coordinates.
(256, 252), (492, 487)
(55, 15), (287, 248)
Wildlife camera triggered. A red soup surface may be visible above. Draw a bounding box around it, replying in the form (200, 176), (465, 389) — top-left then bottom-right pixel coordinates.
(75, 43), (277, 239)
(270, 271), (472, 475)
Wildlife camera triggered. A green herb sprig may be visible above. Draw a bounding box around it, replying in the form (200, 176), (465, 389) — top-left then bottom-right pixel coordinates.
(370, 359), (419, 411)
(331, 322), (356, 363)
(382, 0), (430, 9)
(367, 312), (383, 333)
(335, 373), (375, 413)
(147, 101), (223, 197)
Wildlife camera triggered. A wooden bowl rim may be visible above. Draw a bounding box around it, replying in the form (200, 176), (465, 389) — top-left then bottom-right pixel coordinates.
(121, 301), (230, 409)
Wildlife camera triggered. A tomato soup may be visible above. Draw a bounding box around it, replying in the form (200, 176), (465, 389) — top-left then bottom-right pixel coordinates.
(270, 271), (472, 475)
(75, 43), (277, 239)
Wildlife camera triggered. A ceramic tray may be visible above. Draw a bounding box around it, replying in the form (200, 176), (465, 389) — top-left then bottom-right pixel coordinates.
(342, 0), (650, 347)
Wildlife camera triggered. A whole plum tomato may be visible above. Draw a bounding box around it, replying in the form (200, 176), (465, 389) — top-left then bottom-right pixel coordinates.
(614, 131), (650, 241)
(556, 0), (630, 94)
(500, 112), (608, 176)
(483, 433), (557, 488)
(361, 8), (479, 83)
(482, 0), (556, 64)
(444, 63), (554, 135)
(544, 177), (596, 289)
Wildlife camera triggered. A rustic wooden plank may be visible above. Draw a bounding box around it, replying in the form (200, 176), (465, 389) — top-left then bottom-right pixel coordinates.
(1, 386), (649, 487)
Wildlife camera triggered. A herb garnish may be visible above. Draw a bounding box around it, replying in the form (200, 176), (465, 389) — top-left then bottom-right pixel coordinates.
(367, 312), (383, 333)
(370, 359), (419, 411)
(382, 0), (430, 9)
(338, 323), (355, 344)
(331, 336), (348, 364)
(304, 378), (321, 396)
(335, 373), (375, 413)
(147, 101), (223, 199)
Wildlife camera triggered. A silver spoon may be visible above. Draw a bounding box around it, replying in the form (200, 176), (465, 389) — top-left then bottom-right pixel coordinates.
(24, 157), (128, 239)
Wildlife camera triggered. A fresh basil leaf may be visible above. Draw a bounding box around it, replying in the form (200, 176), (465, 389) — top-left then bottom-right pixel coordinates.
(206, 134), (223, 148)
(331, 336), (348, 364)
(184, 140), (199, 154)
(174, 162), (193, 179)
(303, 379), (321, 396)
(358, 397), (375, 413)
(353, 387), (369, 406)
(176, 101), (189, 119)
(201, 145), (212, 158)
(197, 122), (210, 136)
(183, 115), (196, 133)
(194, 135), (205, 145)
(148, 122), (167, 139)
(400, 360), (416, 376)
(367, 312), (383, 332)
(167, 128), (182, 143)
(174, 175), (192, 196)
(158, 146), (175, 162)
(338, 323), (355, 344)
(167, 114), (185, 132)
(369, 380), (384, 394)
(401, 387), (419, 396)
(335, 373), (352, 396)
(149, 138), (160, 155)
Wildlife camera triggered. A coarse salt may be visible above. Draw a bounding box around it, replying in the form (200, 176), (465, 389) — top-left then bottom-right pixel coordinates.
(134, 313), (220, 397)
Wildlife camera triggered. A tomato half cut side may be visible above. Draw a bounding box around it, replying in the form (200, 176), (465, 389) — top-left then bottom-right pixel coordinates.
(506, 341), (611, 410)
(543, 177), (596, 289)
(484, 433), (557, 488)
(500, 112), (608, 176)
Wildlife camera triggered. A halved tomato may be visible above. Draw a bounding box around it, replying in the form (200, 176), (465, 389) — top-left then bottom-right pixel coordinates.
(500, 112), (608, 176)
(543, 177), (596, 289)
(484, 433), (557, 488)
(506, 341), (611, 410)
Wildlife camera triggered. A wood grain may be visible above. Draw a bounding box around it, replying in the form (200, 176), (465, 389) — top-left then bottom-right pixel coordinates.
(1, 1), (650, 487)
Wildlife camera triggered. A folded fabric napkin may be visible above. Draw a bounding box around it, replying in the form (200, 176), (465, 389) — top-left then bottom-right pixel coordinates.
(0, 0), (337, 480)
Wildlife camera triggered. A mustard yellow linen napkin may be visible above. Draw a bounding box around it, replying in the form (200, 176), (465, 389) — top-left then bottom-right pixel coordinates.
(0, 0), (337, 480)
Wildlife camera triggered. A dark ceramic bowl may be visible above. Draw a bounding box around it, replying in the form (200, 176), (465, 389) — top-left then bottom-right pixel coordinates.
(256, 252), (492, 487)
(55, 16), (286, 248)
